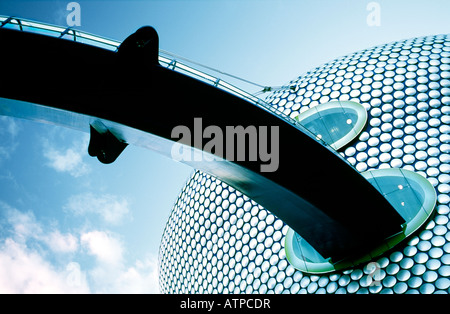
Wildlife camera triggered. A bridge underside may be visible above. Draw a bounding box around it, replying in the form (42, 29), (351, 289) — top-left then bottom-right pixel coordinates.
(0, 26), (405, 261)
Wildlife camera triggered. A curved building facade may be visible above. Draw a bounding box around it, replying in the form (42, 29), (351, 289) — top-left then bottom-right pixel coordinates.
(159, 34), (450, 294)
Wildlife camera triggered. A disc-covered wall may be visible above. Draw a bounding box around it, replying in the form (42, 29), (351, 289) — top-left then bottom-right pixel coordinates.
(158, 34), (450, 294)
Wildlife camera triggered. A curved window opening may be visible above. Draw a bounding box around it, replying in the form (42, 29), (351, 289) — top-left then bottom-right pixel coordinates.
(285, 229), (335, 274)
(361, 168), (436, 237)
(295, 101), (367, 150)
(285, 168), (436, 274)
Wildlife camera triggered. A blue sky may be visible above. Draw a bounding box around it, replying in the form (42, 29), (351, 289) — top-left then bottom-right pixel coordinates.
(0, 0), (449, 293)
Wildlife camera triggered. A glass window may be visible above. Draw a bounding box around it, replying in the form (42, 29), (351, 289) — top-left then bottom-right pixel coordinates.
(284, 228), (335, 274)
(361, 168), (436, 236)
(293, 233), (327, 263)
(295, 101), (368, 150)
(285, 168), (436, 274)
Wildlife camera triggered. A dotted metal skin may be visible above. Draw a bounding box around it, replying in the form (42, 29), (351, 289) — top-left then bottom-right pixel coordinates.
(158, 34), (450, 294)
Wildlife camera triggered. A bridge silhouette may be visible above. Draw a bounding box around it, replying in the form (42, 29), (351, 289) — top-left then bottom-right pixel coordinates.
(0, 23), (405, 262)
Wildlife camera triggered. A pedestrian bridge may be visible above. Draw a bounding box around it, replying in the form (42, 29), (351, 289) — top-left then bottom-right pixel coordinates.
(0, 16), (433, 271)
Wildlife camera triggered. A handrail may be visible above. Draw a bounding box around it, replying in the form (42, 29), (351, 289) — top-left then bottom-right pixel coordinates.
(0, 15), (336, 151)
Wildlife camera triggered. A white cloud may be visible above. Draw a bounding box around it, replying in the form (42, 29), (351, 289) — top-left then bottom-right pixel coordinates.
(65, 193), (130, 225)
(42, 135), (90, 177)
(0, 116), (20, 162)
(0, 202), (160, 294)
(3, 205), (43, 244)
(86, 252), (161, 294)
(0, 238), (89, 293)
(0, 116), (20, 138)
(113, 255), (160, 294)
(80, 230), (160, 293)
(46, 230), (79, 253)
(1, 204), (78, 254)
(81, 230), (123, 266)
(0, 208), (87, 293)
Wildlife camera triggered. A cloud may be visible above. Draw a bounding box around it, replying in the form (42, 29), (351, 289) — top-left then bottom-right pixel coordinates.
(81, 230), (123, 266)
(80, 230), (160, 293)
(0, 116), (20, 138)
(4, 207), (42, 243)
(46, 230), (79, 253)
(1, 204), (78, 254)
(52, 2), (72, 26)
(0, 202), (160, 293)
(0, 205), (88, 293)
(86, 252), (161, 294)
(0, 116), (20, 163)
(113, 255), (160, 294)
(0, 238), (90, 294)
(42, 135), (90, 177)
(65, 193), (130, 225)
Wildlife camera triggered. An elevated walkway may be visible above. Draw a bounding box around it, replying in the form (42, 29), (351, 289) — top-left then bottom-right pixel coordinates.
(0, 18), (406, 262)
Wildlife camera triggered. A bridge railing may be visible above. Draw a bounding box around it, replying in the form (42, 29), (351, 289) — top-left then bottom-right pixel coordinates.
(0, 15), (336, 151)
